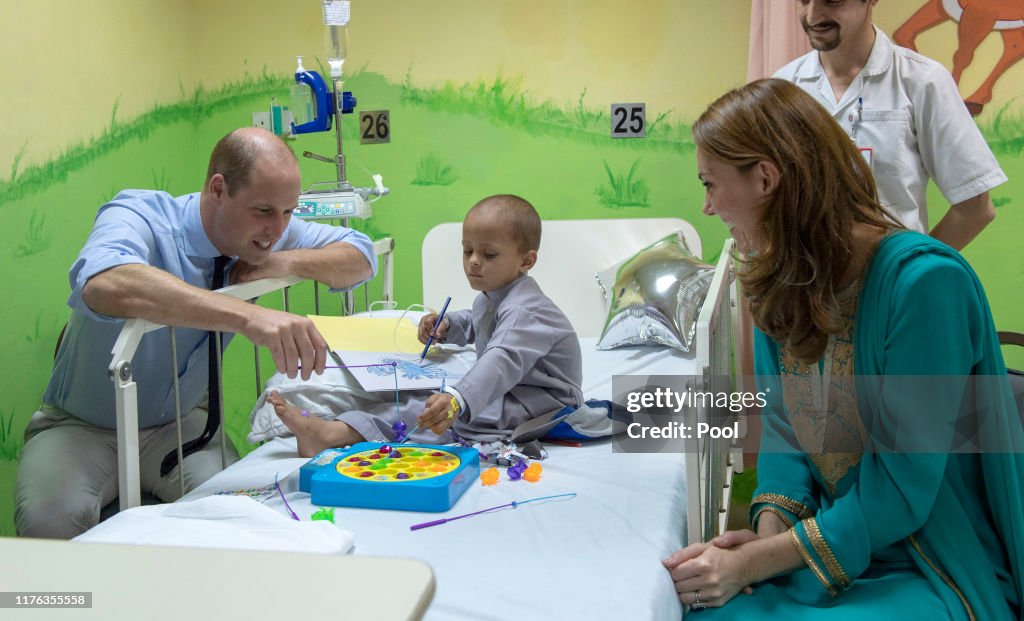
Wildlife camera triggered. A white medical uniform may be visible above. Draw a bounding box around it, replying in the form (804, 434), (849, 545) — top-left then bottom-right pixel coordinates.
(775, 28), (1006, 233)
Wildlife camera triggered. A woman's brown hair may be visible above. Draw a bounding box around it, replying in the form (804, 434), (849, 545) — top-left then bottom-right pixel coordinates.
(693, 78), (901, 362)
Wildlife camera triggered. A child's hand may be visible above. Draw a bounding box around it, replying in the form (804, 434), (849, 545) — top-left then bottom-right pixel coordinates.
(417, 313), (449, 344)
(419, 392), (458, 435)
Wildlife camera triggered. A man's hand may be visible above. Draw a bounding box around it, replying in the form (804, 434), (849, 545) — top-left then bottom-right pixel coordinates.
(241, 306), (328, 380)
(417, 313), (449, 344)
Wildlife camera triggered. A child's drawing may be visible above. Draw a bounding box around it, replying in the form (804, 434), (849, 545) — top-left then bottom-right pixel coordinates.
(335, 349), (472, 392)
(366, 357), (451, 381)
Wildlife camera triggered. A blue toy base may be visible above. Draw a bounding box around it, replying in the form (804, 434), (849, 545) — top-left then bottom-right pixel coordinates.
(299, 442), (481, 512)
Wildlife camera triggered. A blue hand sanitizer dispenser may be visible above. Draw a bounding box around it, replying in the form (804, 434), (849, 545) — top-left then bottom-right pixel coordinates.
(291, 57), (333, 135)
(290, 56), (357, 136)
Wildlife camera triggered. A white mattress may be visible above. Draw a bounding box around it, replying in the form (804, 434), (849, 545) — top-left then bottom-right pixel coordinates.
(86, 339), (698, 621)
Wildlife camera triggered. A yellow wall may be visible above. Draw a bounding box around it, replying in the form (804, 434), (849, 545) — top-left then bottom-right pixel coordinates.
(0, 0), (193, 173)
(345, 0), (753, 119)
(5, 0), (1022, 179)
(184, 0), (753, 120)
(0, 0), (753, 176)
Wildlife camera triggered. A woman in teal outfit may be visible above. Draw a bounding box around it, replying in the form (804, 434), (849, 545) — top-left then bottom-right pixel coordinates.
(662, 78), (1023, 619)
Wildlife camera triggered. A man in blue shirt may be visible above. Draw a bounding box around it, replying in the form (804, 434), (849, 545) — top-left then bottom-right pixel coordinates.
(15, 127), (377, 538)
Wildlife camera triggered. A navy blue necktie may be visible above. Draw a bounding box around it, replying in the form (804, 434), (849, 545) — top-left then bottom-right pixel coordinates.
(160, 255), (230, 477)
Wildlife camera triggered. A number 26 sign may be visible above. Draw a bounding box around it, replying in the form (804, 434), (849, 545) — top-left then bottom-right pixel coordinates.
(359, 110), (391, 144)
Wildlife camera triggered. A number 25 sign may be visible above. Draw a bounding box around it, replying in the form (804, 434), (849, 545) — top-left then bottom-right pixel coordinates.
(610, 103), (645, 139)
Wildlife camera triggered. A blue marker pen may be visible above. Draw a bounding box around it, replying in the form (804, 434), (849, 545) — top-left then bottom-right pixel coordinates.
(419, 296), (452, 362)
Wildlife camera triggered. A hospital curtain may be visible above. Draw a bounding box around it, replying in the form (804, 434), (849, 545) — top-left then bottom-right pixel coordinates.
(747, 0), (811, 82)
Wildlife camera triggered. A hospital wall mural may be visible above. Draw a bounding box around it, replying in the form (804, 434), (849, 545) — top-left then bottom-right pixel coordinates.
(0, 0), (1020, 536)
(893, 0), (1024, 116)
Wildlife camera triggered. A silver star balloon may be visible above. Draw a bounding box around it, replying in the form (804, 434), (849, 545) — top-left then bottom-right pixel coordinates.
(596, 233), (714, 352)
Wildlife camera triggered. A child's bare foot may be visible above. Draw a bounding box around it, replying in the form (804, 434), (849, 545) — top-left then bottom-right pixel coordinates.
(266, 391), (359, 458)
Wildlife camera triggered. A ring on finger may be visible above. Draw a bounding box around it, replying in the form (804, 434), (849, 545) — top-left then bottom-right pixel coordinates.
(691, 589), (706, 611)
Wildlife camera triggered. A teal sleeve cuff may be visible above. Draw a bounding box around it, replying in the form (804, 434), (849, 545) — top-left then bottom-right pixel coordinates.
(791, 517), (852, 597)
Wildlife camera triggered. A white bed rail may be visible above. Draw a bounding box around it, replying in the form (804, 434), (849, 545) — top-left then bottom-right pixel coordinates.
(687, 238), (739, 544)
(108, 237), (395, 511)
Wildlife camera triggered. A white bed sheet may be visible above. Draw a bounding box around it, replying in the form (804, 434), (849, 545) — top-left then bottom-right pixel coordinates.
(86, 340), (698, 621)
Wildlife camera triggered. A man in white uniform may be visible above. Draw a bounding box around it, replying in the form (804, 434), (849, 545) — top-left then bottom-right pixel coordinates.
(775, 0), (1006, 250)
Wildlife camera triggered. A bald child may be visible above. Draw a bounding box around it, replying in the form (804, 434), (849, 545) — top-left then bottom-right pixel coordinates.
(269, 194), (584, 454)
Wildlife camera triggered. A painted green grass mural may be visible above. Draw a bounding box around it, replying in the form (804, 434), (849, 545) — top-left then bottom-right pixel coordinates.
(1, 67), (1021, 538)
(412, 154), (457, 186)
(0, 409), (19, 462)
(13, 209), (51, 258)
(574, 88), (604, 129)
(23, 311), (59, 347)
(150, 169), (172, 193)
(0, 68), (293, 206)
(977, 101), (1024, 155)
(596, 159), (650, 209)
(7, 143), (28, 185)
(400, 69), (696, 154)
(0, 463), (15, 536)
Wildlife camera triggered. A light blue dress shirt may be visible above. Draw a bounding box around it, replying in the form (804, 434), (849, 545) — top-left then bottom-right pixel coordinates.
(43, 190), (376, 429)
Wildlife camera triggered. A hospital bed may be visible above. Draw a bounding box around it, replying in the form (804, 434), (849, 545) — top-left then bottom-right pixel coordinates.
(92, 219), (739, 620)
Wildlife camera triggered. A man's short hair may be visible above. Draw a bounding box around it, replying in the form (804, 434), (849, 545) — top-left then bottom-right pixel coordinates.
(205, 129), (296, 196)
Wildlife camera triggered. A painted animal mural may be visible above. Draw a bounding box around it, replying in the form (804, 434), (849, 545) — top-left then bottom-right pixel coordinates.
(894, 0), (1024, 115)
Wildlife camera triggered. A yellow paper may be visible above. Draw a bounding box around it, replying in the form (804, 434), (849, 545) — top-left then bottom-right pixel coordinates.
(307, 315), (423, 354)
